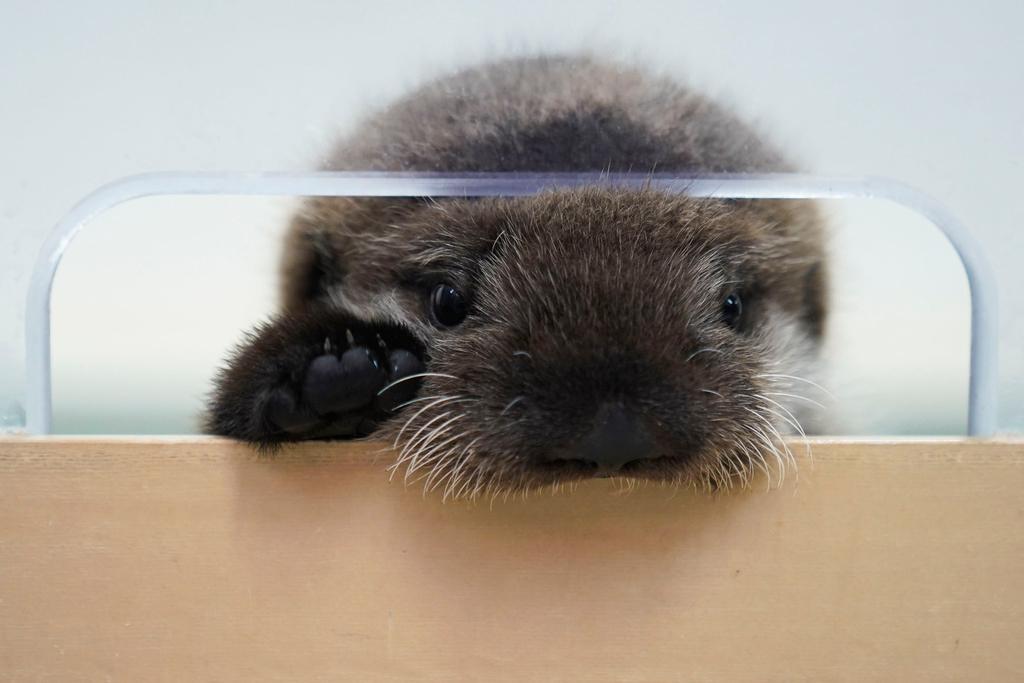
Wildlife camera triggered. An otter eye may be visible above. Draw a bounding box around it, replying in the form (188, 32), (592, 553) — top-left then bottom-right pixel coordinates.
(430, 283), (468, 327)
(722, 293), (743, 329)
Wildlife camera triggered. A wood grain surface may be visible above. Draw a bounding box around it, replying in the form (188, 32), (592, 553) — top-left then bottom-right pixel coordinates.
(1, 437), (1022, 681)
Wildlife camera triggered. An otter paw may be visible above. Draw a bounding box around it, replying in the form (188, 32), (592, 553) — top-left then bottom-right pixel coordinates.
(267, 343), (425, 439)
(207, 309), (426, 445)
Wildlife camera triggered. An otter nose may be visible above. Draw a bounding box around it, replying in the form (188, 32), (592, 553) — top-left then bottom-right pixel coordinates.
(552, 401), (655, 474)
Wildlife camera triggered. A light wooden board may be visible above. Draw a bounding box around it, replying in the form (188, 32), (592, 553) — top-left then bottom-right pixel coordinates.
(1, 437), (1022, 681)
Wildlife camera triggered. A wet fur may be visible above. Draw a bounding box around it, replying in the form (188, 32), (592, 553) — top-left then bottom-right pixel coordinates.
(207, 55), (829, 496)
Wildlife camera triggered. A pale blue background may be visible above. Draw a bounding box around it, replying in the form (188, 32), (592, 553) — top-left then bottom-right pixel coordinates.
(1, 1), (1021, 434)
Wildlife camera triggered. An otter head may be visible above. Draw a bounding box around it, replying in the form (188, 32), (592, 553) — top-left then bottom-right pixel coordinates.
(293, 188), (828, 497)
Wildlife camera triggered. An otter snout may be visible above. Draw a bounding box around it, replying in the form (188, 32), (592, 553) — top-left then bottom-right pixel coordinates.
(547, 401), (657, 475)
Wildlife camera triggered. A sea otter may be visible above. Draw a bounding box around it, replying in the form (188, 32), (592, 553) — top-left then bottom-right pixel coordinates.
(206, 55), (828, 497)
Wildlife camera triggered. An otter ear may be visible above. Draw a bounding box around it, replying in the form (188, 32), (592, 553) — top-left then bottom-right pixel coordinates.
(279, 210), (347, 312)
(278, 196), (423, 312)
(801, 262), (828, 338)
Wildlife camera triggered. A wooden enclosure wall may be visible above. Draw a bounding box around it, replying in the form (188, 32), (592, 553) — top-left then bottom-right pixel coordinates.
(1, 437), (1022, 681)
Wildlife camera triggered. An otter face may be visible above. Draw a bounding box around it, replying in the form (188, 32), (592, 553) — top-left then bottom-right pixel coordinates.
(312, 188), (827, 497)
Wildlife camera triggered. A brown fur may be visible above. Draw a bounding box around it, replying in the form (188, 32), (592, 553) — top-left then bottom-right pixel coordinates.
(208, 54), (829, 496)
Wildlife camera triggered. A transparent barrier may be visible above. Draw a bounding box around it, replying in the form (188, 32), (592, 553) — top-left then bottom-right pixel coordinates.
(11, 172), (999, 436)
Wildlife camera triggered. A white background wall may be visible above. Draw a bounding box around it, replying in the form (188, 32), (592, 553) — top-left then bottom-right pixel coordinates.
(1, 0), (1021, 434)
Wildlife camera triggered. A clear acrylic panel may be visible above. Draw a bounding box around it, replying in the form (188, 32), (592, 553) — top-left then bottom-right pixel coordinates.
(3, 2), (1022, 437)
(0, 172), (997, 436)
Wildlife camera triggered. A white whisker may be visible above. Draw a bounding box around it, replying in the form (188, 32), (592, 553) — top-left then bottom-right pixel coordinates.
(376, 372), (459, 396)
(392, 395), (470, 448)
(763, 391), (827, 410)
(686, 347), (722, 363)
(756, 373), (834, 398)
(500, 396), (527, 415)
(411, 427), (471, 485)
(403, 412), (465, 457)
